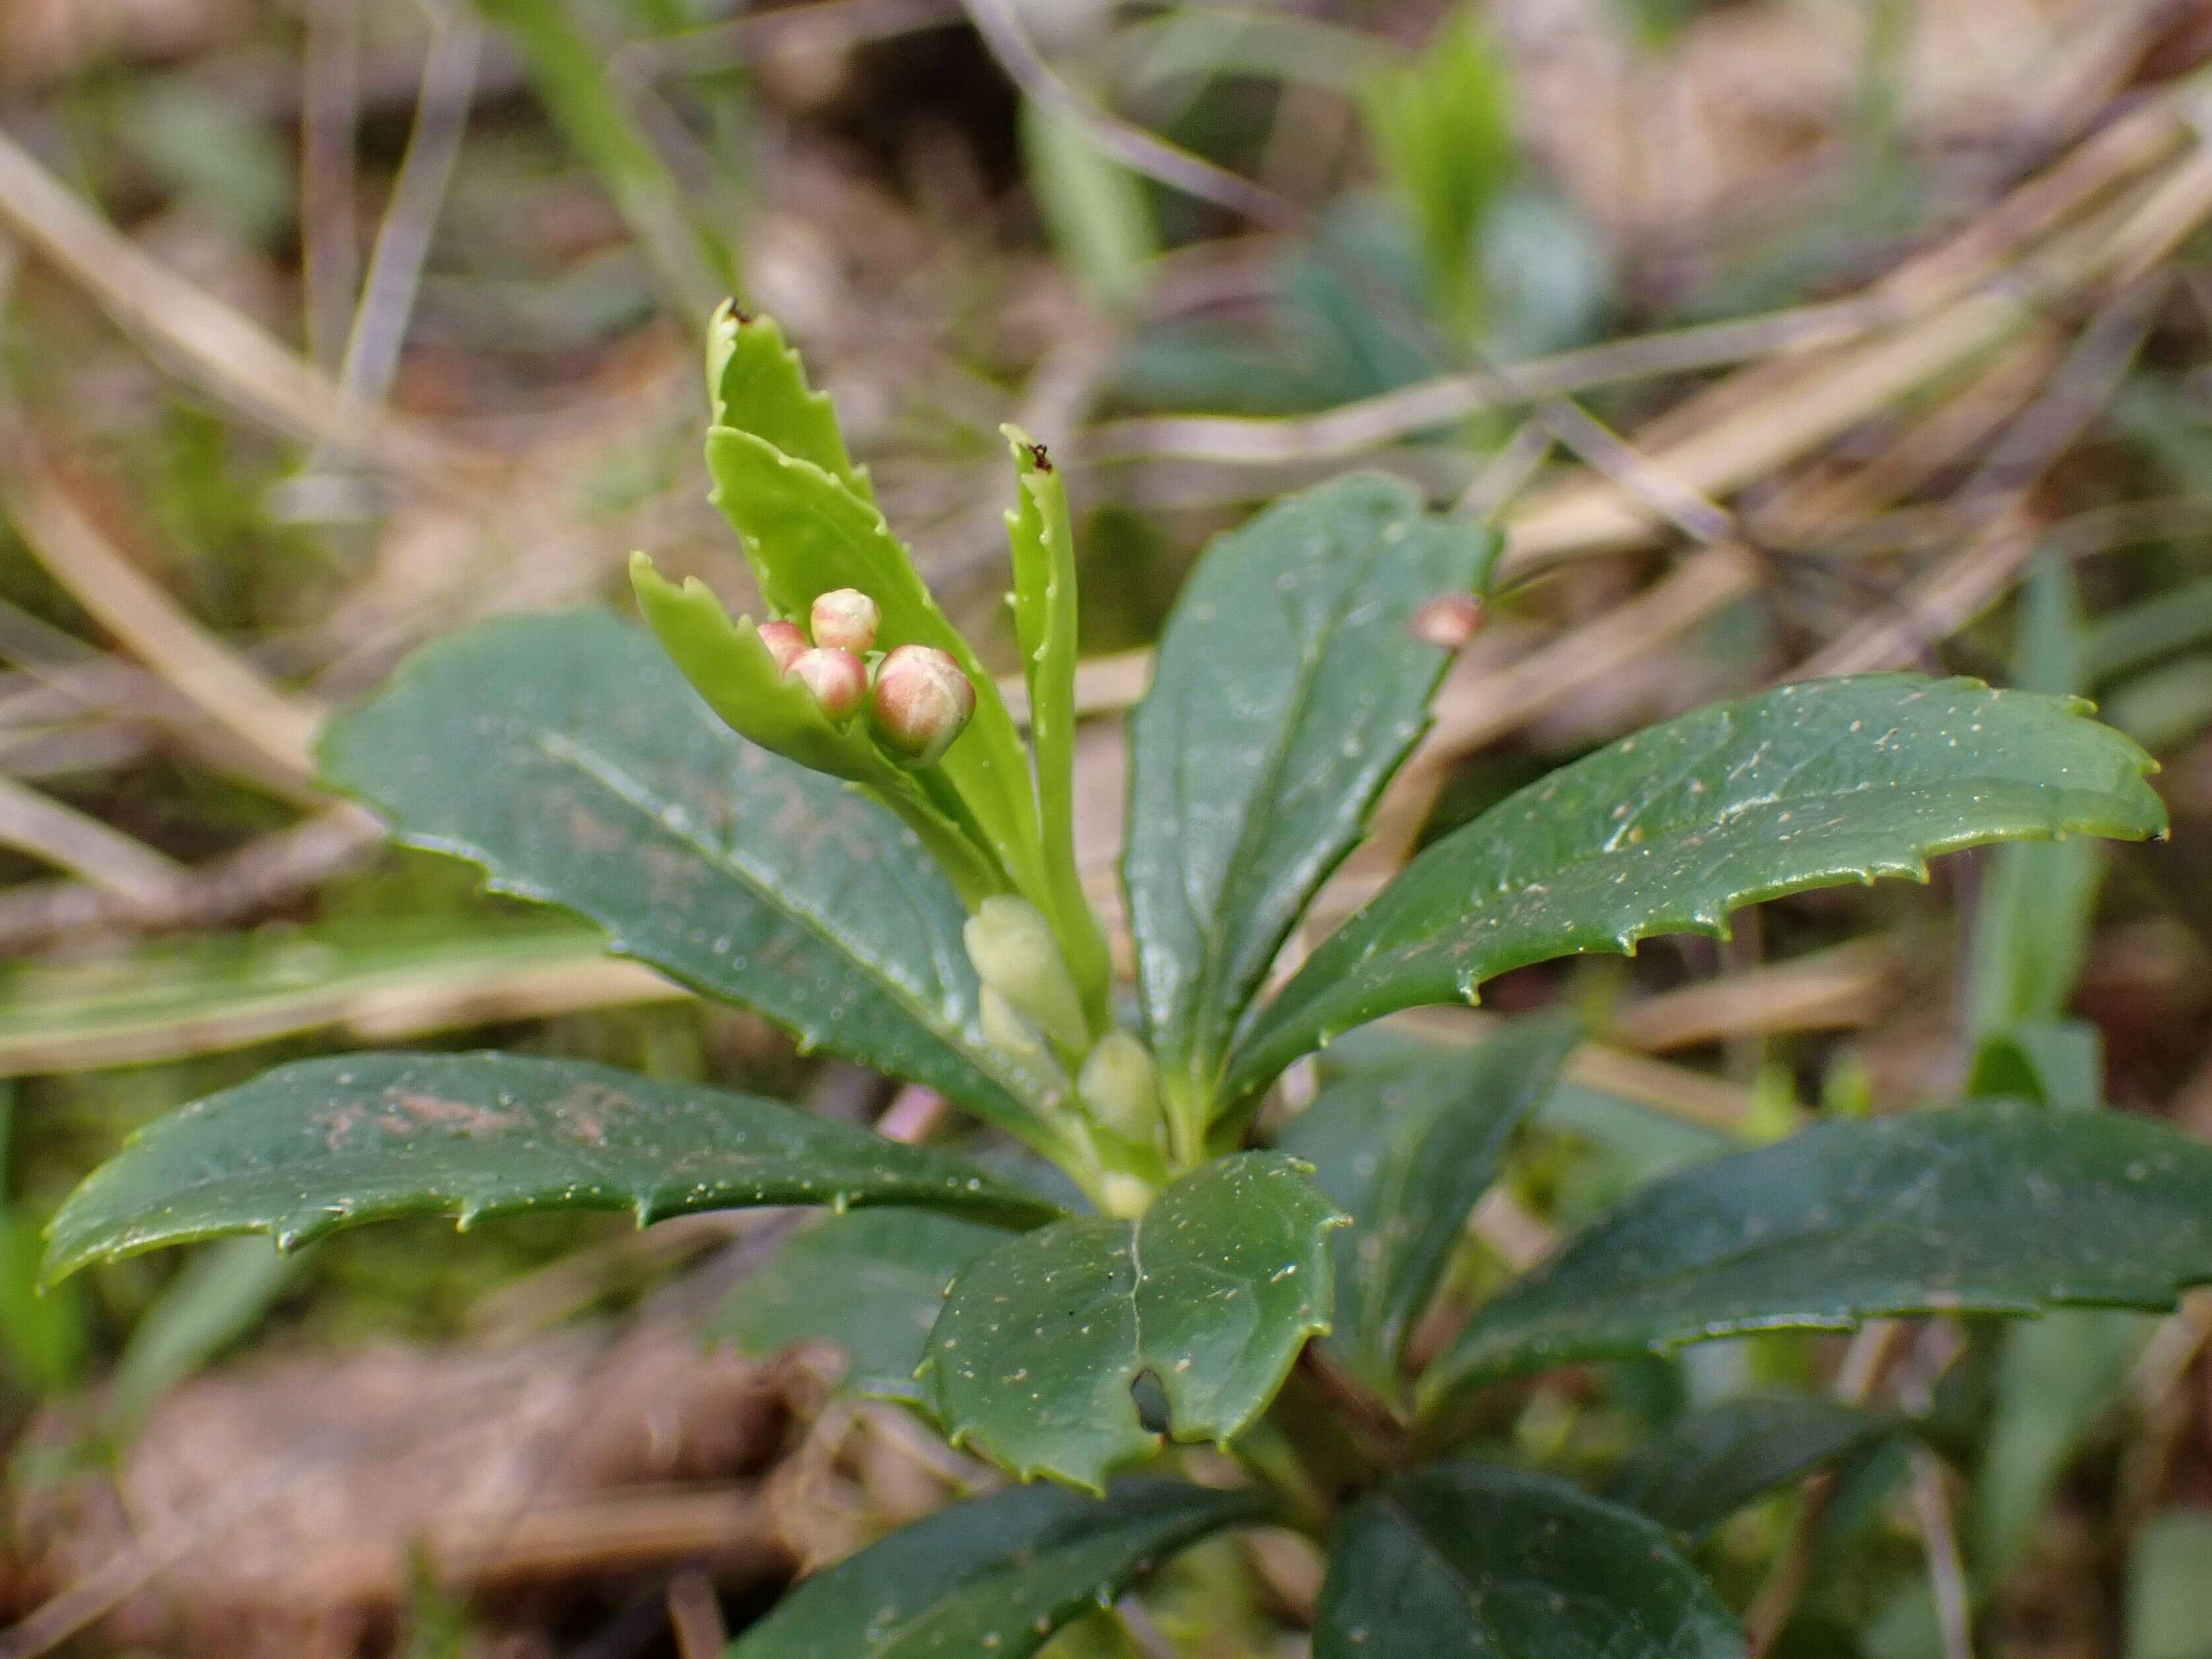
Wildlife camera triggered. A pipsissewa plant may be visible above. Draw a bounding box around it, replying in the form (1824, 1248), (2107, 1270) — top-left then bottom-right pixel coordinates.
(44, 306), (2210, 1654)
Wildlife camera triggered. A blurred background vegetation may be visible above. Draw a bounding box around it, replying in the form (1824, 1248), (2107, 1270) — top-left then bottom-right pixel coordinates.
(3, 0), (2212, 1654)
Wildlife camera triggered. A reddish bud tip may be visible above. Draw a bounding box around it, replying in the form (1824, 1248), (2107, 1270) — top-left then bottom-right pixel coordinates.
(872, 644), (975, 765)
(787, 646), (868, 720)
(758, 619), (808, 673)
(810, 588), (880, 654)
(1410, 594), (1484, 650)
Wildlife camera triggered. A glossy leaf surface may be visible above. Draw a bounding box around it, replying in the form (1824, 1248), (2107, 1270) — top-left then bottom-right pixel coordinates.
(925, 1153), (1344, 1490)
(1315, 1463), (1743, 1658)
(44, 1053), (1058, 1282)
(1231, 676), (2165, 1104)
(1424, 1102), (2212, 1407)
(318, 611), (1058, 1149)
(728, 1477), (1262, 1658)
(1122, 475), (1499, 1109)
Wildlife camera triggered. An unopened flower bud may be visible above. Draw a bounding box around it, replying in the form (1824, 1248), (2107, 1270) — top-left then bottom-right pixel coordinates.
(979, 985), (1053, 1070)
(872, 644), (975, 766)
(810, 587), (880, 654)
(964, 896), (1087, 1056)
(787, 646), (868, 720)
(1410, 593), (1484, 650)
(757, 619), (808, 673)
(1077, 1032), (1163, 1145)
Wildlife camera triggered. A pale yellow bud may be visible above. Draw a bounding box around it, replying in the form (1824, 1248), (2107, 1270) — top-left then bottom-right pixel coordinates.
(964, 896), (1087, 1055)
(1077, 1032), (1163, 1145)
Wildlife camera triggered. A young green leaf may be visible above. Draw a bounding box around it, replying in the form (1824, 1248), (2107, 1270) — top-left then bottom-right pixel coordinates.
(1121, 475), (1499, 1133)
(1362, 6), (1515, 330)
(1605, 1394), (1905, 1539)
(706, 304), (871, 499)
(1968, 555), (2107, 1043)
(1977, 1307), (2150, 1580)
(710, 1208), (1010, 1404)
(924, 1152), (1344, 1491)
(42, 1053), (1059, 1283)
(317, 611), (1064, 1153)
(1276, 1016), (1576, 1395)
(1420, 1102), (2212, 1410)
(704, 426), (1049, 909)
(628, 555), (1005, 904)
(1005, 428), (1112, 1027)
(1228, 675), (2166, 1107)
(1314, 1463), (1744, 1658)
(728, 1477), (1263, 1658)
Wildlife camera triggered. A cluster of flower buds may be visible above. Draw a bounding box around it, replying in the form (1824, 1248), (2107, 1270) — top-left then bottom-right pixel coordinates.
(766, 587), (976, 765)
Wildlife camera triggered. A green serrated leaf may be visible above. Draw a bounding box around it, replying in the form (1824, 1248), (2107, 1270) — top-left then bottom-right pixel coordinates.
(1005, 427), (1111, 1028)
(42, 1052), (1059, 1283)
(729, 1477), (1263, 1658)
(1121, 475), (1499, 1130)
(628, 555), (1004, 904)
(704, 426), (1049, 909)
(1420, 1101), (2212, 1410)
(1606, 1394), (1905, 1539)
(1229, 676), (2166, 1107)
(706, 304), (871, 499)
(925, 1152), (1344, 1491)
(1277, 1016), (1575, 1395)
(710, 1208), (1009, 1404)
(1314, 1462), (1744, 1658)
(317, 611), (1064, 1152)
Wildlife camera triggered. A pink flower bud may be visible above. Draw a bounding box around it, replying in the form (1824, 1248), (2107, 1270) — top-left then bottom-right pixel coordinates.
(872, 644), (975, 765)
(786, 646), (868, 720)
(1410, 594), (1484, 650)
(757, 619), (808, 673)
(810, 588), (880, 654)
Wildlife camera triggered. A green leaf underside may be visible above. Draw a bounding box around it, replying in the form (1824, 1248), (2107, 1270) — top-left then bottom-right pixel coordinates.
(703, 426), (1047, 906)
(42, 1053), (1058, 1283)
(1422, 1101), (2212, 1408)
(1122, 475), (1500, 1102)
(925, 1152), (1344, 1491)
(706, 306), (872, 501)
(1277, 1017), (1576, 1394)
(728, 1477), (1263, 1658)
(1314, 1463), (1744, 1659)
(1229, 675), (2166, 1104)
(317, 612), (1059, 1150)
(1605, 1394), (1903, 1538)
(710, 1208), (1009, 1404)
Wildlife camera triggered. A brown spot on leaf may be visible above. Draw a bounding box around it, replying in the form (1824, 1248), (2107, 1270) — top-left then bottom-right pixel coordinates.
(1410, 594), (1484, 650)
(383, 1091), (517, 1135)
